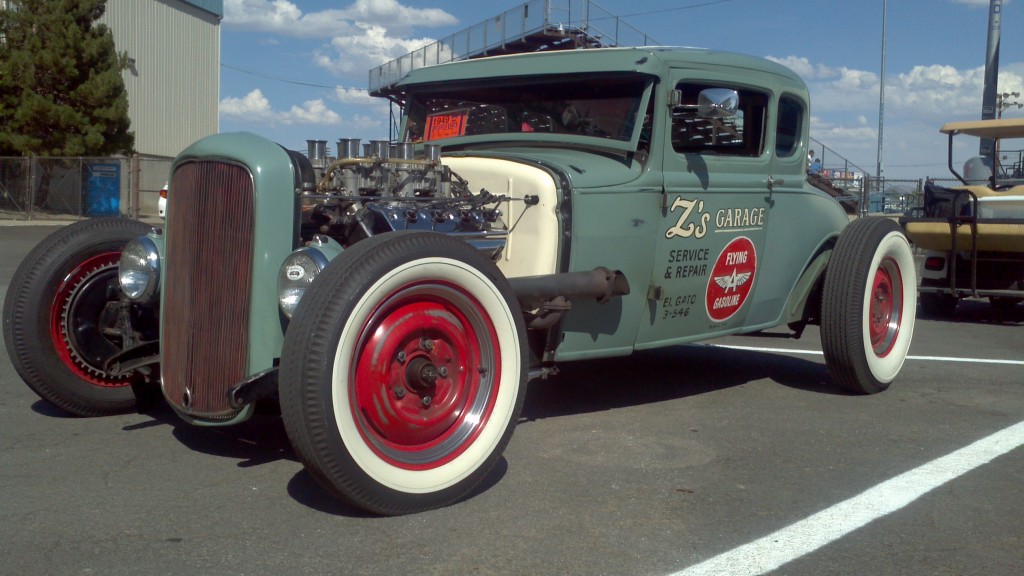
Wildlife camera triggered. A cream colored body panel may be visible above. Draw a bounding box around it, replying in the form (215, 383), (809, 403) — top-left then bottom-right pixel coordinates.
(442, 157), (561, 279)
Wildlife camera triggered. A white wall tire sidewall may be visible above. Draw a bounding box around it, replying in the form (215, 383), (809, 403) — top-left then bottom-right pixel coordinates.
(861, 231), (917, 384)
(331, 257), (521, 494)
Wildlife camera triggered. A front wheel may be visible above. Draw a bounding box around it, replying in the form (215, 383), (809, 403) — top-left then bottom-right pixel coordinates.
(2, 218), (153, 415)
(279, 232), (528, 515)
(821, 218), (916, 394)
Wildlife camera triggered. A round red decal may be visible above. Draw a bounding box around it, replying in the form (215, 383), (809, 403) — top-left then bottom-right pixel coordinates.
(705, 236), (757, 322)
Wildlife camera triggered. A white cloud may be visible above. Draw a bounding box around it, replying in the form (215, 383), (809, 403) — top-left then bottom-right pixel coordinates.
(223, 0), (456, 38)
(885, 64), (983, 112)
(334, 85), (391, 118)
(286, 99), (341, 125)
(315, 24), (440, 76)
(334, 86), (376, 105)
(810, 116), (876, 143)
(220, 89), (279, 121)
(220, 89), (341, 126)
(223, 0), (305, 32)
(766, 55), (814, 78)
(797, 57), (1024, 176)
(808, 61), (1024, 123)
(224, 1), (459, 84)
(765, 55), (838, 80)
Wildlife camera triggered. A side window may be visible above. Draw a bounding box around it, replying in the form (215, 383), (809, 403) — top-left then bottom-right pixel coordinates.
(671, 82), (767, 157)
(775, 96), (804, 158)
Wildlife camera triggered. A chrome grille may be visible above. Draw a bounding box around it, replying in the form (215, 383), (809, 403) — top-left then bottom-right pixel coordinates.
(163, 161), (254, 419)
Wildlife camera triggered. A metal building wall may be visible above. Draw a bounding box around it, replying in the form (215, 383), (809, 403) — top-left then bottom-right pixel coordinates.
(101, 0), (221, 159)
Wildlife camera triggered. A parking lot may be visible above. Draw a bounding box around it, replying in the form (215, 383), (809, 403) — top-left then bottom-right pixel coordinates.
(1, 224), (1022, 576)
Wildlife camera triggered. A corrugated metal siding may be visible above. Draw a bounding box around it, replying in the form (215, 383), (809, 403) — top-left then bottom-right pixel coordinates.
(101, 0), (220, 158)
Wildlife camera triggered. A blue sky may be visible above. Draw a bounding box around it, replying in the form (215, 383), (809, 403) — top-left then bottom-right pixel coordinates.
(219, 0), (1024, 179)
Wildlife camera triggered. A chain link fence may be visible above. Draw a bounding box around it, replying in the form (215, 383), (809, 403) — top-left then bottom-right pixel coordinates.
(0, 155), (173, 221)
(858, 177), (986, 217)
(0, 154), (996, 223)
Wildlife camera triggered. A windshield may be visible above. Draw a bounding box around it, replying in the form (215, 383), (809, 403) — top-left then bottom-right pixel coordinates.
(403, 74), (651, 146)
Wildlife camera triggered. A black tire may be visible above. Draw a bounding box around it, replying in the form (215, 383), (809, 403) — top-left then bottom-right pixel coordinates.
(919, 278), (958, 317)
(2, 217), (152, 416)
(279, 232), (528, 515)
(821, 218), (916, 394)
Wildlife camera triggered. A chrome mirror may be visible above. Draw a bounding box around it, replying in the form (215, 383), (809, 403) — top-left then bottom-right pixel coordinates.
(697, 88), (739, 119)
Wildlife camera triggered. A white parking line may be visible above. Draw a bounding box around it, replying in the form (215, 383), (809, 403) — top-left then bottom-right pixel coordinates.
(708, 343), (1024, 366)
(669, 421), (1024, 576)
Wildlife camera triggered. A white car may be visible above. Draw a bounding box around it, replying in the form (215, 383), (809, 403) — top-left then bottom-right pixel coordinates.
(158, 182), (168, 218)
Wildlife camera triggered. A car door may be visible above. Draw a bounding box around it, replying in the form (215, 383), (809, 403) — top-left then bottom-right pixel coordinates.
(636, 73), (775, 348)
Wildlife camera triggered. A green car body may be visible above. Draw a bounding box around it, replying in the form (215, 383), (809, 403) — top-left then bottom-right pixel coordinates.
(162, 48), (849, 395)
(5, 47), (916, 515)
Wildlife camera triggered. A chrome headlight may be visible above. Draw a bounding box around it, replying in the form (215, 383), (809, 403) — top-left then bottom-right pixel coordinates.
(277, 247), (329, 319)
(118, 236), (160, 302)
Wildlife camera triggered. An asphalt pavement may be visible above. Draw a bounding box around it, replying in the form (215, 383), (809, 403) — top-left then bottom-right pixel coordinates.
(1, 224), (1022, 576)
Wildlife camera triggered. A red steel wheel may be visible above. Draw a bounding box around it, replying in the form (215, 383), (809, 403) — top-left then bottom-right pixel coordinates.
(867, 258), (901, 357)
(351, 281), (501, 469)
(279, 232), (527, 515)
(48, 251), (133, 388)
(3, 218), (153, 416)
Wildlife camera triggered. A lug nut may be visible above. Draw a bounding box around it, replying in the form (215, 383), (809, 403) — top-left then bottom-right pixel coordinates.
(420, 338), (434, 352)
(421, 396), (432, 407)
(396, 351), (406, 363)
(394, 386), (406, 399)
(438, 367), (448, 378)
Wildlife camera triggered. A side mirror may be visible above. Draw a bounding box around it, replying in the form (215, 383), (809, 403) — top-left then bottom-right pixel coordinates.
(697, 88), (739, 119)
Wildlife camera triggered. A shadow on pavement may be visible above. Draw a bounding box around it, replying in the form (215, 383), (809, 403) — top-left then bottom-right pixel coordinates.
(522, 342), (842, 422)
(925, 298), (1024, 326)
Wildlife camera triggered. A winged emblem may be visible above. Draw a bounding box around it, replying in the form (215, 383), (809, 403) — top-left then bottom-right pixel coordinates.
(714, 269), (752, 292)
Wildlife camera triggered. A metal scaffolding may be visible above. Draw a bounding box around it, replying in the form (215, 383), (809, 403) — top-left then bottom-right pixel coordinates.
(368, 0), (659, 97)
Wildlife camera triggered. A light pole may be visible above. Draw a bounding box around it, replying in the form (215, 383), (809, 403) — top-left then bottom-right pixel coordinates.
(997, 91), (1022, 118)
(876, 0), (887, 185)
(870, 0), (887, 217)
(995, 92), (1021, 173)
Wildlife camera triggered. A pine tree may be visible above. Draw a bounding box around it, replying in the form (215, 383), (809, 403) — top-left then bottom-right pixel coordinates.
(0, 0), (134, 157)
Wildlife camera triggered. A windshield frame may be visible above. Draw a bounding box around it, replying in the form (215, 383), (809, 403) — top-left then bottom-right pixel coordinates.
(399, 72), (656, 155)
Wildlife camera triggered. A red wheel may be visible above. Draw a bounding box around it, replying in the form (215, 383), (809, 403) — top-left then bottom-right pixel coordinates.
(867, 259), (901, 357)
(822, 217), (916, 394)
(3, 218), (153, 415)
(48, 252), (133, 388)
(279, 232), (527, 515)
(351, 281), (502, 469)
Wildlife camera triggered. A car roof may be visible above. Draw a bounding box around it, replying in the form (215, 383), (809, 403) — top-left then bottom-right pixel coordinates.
(939, 118), (1024, 139)
(392, 47), (802, 91)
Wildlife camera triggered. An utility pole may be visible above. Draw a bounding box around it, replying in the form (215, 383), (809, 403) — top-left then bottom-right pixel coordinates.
(874, 0), (887, 217)
(980, 0), (1002, 156)
(876, 0), (887, 182)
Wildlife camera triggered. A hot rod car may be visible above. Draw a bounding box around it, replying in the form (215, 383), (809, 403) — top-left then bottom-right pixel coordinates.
(3, 48), (917, 515)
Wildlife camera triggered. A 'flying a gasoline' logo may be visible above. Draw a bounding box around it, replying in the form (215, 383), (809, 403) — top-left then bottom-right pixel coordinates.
(705, 236), (757, 322)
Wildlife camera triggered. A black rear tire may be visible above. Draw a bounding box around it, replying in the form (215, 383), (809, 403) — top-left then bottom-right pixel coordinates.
(2, 218), (152, 416)
(821, 218), (916, 394)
